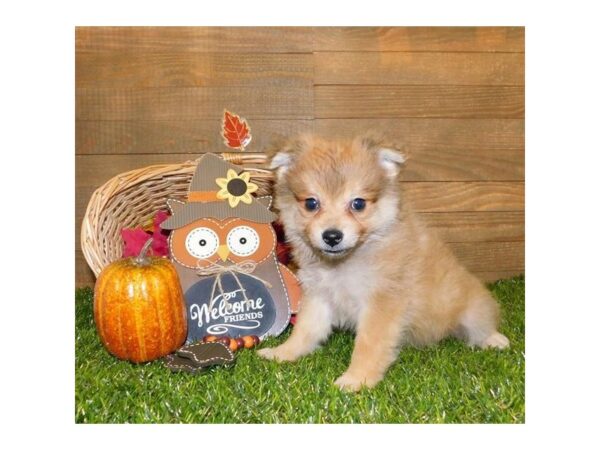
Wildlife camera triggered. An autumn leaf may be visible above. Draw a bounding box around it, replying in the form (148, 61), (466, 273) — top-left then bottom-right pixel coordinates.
(121, 210), (171, 258)
(221, 110), (252, 150)
(121, 228), (152, 258)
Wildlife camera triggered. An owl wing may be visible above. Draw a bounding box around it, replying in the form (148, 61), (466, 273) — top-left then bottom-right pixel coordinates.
(278, 262), (302, 314)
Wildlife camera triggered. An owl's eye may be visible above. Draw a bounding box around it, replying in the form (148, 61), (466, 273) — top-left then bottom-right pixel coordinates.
(185, 227), (219, 259)
(227, 226), (260, 257)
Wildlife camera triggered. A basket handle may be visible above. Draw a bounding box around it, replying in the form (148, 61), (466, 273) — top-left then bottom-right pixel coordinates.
(220, 152), (268, 166)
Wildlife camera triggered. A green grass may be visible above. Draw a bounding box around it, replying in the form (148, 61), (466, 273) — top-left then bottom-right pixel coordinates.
(75, 276), (524, 423)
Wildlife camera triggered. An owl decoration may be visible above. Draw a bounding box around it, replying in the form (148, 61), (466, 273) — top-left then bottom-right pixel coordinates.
(161, 153), (301, 343)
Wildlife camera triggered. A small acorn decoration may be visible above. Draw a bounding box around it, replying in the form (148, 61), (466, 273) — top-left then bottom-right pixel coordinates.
(203, 334), (260, 352)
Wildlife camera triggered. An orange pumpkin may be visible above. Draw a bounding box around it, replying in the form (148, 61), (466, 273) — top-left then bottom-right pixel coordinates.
(94, 239), (187, 363)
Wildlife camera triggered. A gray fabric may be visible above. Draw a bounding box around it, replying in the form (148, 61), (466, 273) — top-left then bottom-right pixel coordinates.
(161, 152), (277, 229)
(190, 153), (242, 191)
(162, 199), (277, 229)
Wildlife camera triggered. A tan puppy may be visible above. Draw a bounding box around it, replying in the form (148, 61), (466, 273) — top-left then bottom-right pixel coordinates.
(257, 134), (509, 391)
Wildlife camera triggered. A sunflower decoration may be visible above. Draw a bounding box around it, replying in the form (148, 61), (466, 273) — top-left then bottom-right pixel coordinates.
(215, 169), (259, 208)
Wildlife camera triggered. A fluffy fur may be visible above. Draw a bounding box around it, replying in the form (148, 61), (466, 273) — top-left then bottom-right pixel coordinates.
(257, 134), (509, 391)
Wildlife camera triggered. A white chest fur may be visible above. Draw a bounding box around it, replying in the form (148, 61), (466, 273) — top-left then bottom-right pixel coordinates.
(299, 256), (376, 330)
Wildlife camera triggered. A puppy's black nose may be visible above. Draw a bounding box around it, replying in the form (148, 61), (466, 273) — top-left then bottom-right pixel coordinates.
(322, 229), (344, 247)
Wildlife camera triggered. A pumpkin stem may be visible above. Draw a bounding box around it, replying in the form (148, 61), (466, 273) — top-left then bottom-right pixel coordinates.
(135, 238), (154, 265)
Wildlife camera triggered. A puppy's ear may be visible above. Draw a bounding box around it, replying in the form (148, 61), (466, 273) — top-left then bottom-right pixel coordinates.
(377, 147), (406, 178)
(357, 133), (406, 178)
(268, 134), (311, 179)
(269, 151), (294, 178)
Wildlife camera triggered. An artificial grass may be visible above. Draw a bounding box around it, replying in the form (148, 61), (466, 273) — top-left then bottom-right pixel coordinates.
(75, 276), (524, 424)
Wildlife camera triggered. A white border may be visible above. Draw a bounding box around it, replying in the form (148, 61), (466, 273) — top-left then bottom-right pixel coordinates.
(4, 0), (600, 448)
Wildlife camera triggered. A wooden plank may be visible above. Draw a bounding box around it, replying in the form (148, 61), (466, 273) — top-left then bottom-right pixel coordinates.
(76, 86), (314, 120)
(76, 237), (96, 287)
(314, 118), (523, 152)
(404, 148), (523, 181)
(76, 119), (314, 155)
(75, 142), (523, 183)
(76, 127), (523, 181)
(315, 52), (524, 86)
(313, 27), (524, 52)
(76, 27), (315, 53)
(76, 259), (95, 287)
(315, 86), (524, 118)
(419, 212), (524, 242)
(76, 154), (214, 188)
(315, 118), (525, 181)
(77, 118), (523, 155)
(448, 241), (523, 273)
(76, 52), (313, 88)
(403, 182), (524, 212)
(76, 27), (524, 54)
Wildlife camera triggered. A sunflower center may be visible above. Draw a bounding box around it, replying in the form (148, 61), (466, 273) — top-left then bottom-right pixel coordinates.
(227, 178), (247, 196)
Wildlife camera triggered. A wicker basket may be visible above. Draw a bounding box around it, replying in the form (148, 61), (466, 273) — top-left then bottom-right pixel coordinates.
(80, 152), (274, 278)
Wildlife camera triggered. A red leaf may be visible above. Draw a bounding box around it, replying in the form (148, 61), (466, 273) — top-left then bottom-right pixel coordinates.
(121, 228), (152, 258)
(121, 211), (171, 258)
(152, 235), (170, 257)
(221, 110), (252, 150)
(154, 210), (170, 227)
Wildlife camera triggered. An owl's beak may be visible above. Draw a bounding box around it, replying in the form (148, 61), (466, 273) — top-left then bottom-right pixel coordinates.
(216, 245), (230, 262)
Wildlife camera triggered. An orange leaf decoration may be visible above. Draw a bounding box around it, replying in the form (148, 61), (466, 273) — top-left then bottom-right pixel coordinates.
(221, 110), (252, 150)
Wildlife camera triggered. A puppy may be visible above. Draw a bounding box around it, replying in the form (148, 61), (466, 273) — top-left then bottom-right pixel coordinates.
(257, 134), (509, 391)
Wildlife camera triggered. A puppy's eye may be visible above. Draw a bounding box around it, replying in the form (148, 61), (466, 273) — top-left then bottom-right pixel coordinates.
(350, 198), (366, 211)
(304, 198), (320, 211)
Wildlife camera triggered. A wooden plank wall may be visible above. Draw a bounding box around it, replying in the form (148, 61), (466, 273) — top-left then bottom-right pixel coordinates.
(76, 27), (524, 287)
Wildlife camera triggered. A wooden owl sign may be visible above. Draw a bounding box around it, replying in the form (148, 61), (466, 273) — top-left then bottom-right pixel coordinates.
(161, 153), (301, 344)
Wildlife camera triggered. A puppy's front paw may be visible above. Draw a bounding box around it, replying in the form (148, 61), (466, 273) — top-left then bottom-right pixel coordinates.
(482, 332), (510, 350)
(256, 346), (298, 362)
(334, 372), (377, 392)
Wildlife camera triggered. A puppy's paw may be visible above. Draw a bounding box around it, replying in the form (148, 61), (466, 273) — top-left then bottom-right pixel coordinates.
(482, 332), (510, 350)
(334, 372), (378, 392)
(256, 346), (298, 362)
